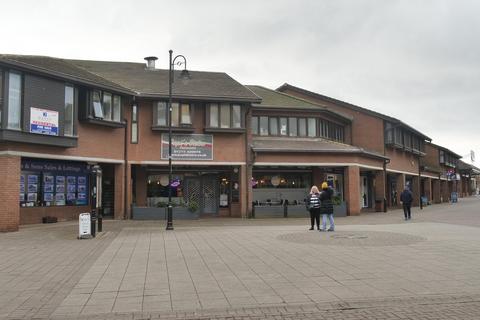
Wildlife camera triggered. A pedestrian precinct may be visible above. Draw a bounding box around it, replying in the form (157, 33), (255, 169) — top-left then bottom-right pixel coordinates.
(306, 185), (321, 230)
(400, 186), (413, 220)
(320, 182), (335, 231)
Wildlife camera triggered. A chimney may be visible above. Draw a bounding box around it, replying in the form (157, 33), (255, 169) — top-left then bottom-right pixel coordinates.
(144, 56), (158, 70)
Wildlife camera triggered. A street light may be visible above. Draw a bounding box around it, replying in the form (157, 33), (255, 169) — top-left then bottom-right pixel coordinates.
(166, 50), (189, 231)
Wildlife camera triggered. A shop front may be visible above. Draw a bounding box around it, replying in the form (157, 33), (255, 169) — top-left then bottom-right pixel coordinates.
(132, 165), (241, 219)
(251, 166), (346, 217)
(19, 158), (91, 224)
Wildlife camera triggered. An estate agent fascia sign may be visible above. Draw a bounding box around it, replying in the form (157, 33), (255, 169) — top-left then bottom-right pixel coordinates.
(161, 134), (213, 160)
(30, 107), (59, 136)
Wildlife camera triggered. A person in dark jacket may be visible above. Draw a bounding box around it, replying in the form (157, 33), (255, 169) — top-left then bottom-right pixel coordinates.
(400, 186), (413, 220)
(320, 182), (335, 231)
(306, 185), (321, 230)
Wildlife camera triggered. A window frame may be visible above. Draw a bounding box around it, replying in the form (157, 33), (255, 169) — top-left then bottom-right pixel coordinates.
(90, 90), (122, 122)
(153, 100), (193, 128)
(7, 70), (23, 130)
(206, 103), (244, 130)
(64, 85), (75, 137)
(131, 103), (138, 144)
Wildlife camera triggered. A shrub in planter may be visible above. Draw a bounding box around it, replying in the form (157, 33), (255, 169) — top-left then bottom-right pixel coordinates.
(187, 200), (199, 213)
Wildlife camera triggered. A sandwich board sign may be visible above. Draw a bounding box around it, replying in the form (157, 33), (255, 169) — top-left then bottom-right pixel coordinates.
(78, 213), (91, 239)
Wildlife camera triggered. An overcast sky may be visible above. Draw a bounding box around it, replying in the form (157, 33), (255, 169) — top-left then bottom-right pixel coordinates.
(1, 0), (478, 164)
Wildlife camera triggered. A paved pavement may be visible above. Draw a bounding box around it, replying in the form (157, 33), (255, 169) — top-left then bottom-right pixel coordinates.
(1, 196), (480, 319)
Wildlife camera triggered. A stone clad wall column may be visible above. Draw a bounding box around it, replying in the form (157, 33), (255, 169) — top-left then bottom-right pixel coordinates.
(345, 166), (361, 216)
(114, 164), (125, 220)
(411, 176), (420, 207)
(0, 156), (21, 232)
(424, 178), (432, 204)
(374, 170), (386, 212)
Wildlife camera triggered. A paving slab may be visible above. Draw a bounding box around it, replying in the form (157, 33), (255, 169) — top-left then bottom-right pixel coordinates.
(1, 196), (480, 319)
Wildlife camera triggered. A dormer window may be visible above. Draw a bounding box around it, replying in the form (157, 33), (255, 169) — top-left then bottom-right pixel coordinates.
(90, 90), (121, 122)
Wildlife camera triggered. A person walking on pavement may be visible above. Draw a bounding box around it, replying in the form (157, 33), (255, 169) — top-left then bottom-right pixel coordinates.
(306, 186), (321, 230)
(320, 182), (335, 231)
(400, 186), (413, 220)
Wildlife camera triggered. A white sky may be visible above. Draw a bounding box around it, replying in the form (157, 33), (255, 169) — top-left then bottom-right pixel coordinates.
(1, 0), (478, 164)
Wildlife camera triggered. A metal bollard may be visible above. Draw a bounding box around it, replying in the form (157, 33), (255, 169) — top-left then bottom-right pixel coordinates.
(97, 209), (103, 233)
(91, 209), (97, 237)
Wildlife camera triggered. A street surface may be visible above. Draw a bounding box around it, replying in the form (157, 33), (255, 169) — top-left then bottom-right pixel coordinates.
(1, 197), (480, 319)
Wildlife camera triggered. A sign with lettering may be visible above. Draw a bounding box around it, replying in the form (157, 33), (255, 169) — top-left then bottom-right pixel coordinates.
(30, 107), (59, 136)
(161, 134), (213, 160)
(78, 213), (91, 239)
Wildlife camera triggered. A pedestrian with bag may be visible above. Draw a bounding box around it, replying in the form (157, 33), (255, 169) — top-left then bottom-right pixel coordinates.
(306, 185), (321, 230)
(320, 182), (335, 232)
(400, 186), (413, 220)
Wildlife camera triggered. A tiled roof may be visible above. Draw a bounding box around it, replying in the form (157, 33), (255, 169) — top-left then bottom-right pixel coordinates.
(246, 85), (352, 121)
(0, 54), (129, 93)
(252, 136), (388, 160)
(0, 54), (261, 102)
(277, 83), (432, 141)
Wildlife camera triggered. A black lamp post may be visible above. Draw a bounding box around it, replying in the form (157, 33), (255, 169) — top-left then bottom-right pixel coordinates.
(166, 50), (189, 231)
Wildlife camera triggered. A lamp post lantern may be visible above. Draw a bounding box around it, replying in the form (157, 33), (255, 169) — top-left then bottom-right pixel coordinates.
(166, 50), (188, 231)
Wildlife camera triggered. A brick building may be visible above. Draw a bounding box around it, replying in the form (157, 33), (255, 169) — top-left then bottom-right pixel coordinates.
(0, 55), (476, 231)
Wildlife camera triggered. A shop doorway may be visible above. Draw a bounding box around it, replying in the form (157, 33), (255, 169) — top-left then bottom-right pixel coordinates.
(360, 176), (370, 208)
(184, 175), (219, 216)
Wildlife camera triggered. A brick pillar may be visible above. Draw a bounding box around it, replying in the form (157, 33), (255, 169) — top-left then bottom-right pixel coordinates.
(0, 156), (21, 232)
(135, 166), (147, 207)
(114, 163), (125, 220)
(374, 170), (386, 212)
(345, 166), (361, 216)
(125, 163), (132, 219)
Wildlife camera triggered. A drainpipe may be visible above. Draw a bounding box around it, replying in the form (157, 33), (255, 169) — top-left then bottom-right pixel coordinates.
(418, 155), (423, 210)
(383, 158), (389, 212)
(123, 97), (132, 219)
(244, 104), (251, 219)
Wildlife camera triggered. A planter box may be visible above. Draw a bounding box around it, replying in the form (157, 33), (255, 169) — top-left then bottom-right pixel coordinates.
(253, 205), (285, 218)
(132, 206), (199, 220)
(286, 205), (309, 218)
(333, 202), (347, 217)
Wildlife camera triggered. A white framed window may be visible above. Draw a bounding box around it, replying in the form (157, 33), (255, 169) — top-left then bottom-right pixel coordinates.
(288, 117), (297, 136)
(279, 118), (287, 136)
(155, 102), (167, 126)
(269, 117), (278, 135)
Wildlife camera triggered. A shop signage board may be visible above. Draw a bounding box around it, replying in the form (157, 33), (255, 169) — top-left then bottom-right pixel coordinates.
(30, 107), (59, 136)
(78, 213), (91, 239)
(161, 134), (213, 160)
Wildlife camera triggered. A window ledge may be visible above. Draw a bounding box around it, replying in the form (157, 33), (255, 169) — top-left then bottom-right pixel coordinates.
(151, 125), (194, 133)
(82, 117), (126, 128)
(0, 129), (78, 148)
(204, 128), (245, 133)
